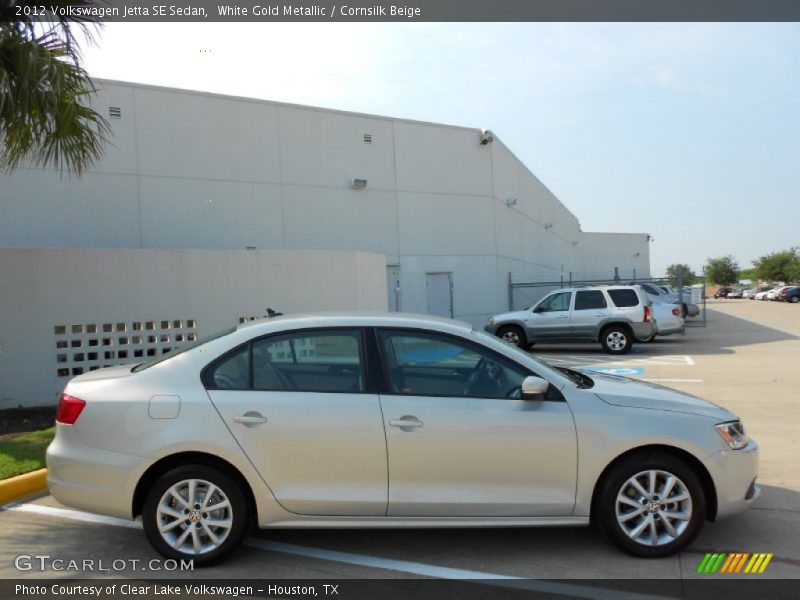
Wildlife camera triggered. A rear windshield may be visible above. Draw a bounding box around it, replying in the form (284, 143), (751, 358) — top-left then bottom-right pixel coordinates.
(607, 289), (640, 308)
(132, 326), (236, 372)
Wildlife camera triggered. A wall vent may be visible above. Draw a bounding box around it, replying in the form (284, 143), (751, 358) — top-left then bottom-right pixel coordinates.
(109, 106), (122, 119)
(363, 133), (372, 143)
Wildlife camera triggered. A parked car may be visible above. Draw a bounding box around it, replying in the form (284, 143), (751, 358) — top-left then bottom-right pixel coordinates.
(777, 286), (800, 303)
(744, 286), (772, 299)
(637, 302), (685, 342)
(486, 285), (655, 354)
(766, 286), (791, 301)
(714, 287), (734, 299)
(726, 288), (744, 299)
(755, 288), (774, 301)
(46, 312), (760, 565)
(635, 282), (700, 317)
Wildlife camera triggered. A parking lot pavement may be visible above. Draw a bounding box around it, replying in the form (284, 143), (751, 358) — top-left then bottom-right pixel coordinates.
(1, 299), (798, 584)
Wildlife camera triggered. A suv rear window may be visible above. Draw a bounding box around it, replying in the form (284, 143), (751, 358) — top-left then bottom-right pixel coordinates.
(607, 289), (640, 308)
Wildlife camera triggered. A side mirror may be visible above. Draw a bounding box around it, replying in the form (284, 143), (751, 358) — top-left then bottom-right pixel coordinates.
(521, 375), (549, 400)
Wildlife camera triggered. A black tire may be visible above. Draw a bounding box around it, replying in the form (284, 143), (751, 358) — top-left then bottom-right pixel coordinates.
(790, 296), (799, 304)
(637, 333), (657, 344)
(143, 465), (249, 567)
(600, 325), (633, 354)
(596, 451), (706, 558)
(496, 325), (527, 349)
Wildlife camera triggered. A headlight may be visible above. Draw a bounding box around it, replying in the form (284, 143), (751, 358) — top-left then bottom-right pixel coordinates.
(715, 420), (749, 450)
(487, 318), (495, 326)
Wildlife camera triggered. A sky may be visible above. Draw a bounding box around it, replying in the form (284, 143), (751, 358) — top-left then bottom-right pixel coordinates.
(80, 23), (800, 276)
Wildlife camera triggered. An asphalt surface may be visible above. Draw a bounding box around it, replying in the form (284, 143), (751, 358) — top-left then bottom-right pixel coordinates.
(1, 299), (798, 585)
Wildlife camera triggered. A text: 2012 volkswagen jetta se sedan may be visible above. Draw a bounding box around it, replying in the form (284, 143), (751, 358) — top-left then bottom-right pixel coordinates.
(47, 313), (759, 565)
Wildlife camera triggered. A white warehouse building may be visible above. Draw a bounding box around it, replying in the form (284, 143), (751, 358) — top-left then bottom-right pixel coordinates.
(0, 80), (650, 407)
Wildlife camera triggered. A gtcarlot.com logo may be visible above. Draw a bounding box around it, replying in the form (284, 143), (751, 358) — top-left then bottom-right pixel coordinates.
(697, 552), (773, 574)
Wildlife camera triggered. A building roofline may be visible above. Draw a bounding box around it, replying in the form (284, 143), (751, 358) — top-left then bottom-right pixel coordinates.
(94, 78), (587, 228)
(94, 78), (484, 135)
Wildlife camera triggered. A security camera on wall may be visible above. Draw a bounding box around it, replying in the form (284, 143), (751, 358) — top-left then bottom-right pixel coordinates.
(479, 129), (494, 145)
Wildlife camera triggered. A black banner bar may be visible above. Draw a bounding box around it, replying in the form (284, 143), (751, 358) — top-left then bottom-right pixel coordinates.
(6, 0), (800, 22)
(2, 579), (799, 600)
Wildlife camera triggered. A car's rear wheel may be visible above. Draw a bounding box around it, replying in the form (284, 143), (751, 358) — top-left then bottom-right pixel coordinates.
(497, 325), (527, 349)
(596, 452), (705, 558)
(790, 296), (799, 304)
(143, 465), (248, 566)
(637, 333), (657, 343)
(600, 325), (632, 354)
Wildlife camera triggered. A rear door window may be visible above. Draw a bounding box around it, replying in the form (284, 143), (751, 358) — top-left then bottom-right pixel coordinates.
(608, 289), (640, 308)
(574, 290), (607, 310)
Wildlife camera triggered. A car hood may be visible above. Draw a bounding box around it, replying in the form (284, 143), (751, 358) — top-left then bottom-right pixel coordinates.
(581, 370), (735, 420)
(490, 310), (529, 323)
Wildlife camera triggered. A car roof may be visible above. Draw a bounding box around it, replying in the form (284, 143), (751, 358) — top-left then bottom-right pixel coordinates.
(235, 312), (474, 335)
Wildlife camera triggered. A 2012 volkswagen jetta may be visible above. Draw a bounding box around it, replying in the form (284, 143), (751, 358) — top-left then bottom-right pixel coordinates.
(47, 313), (759, 565)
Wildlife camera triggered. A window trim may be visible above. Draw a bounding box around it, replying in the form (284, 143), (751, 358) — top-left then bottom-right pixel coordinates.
(201, 327), (371, 394)
(373, 327), (564, 402)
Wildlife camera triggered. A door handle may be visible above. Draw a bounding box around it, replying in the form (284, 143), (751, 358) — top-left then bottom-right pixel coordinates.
(594, 313), (607, 316)
(234, 412), (267, 426)
(389, 416), (424, 429)
(557, 315), (568, 319)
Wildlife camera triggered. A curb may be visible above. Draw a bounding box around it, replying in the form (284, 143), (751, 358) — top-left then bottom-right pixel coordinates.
(0, 468), (48, 505)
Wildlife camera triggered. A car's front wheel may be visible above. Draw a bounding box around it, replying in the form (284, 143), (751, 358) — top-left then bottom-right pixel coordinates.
(600, 325), (633, 354)
(143, 465), (249, 566)
(497, 325), (527, 349)
(596, 452), (705, 558)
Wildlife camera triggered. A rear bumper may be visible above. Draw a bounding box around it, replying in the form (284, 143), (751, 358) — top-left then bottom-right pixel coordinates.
(630, 321), (656, 338)
(656, 316), (685, 336)
(703, 438), (760, 520)
(46, 424), (149, 520)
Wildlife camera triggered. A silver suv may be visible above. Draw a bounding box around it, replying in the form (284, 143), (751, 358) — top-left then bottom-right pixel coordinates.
(485, 285), (654, 354)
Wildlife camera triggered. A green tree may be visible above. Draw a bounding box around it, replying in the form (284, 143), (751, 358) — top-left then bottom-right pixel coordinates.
(666, 264), (696, 286)
(0, 2), (109, 175)
(705, 255), (739, 285)
(754, 248), (800, 283)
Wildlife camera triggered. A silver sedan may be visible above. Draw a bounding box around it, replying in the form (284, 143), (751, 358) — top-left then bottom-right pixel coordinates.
(47, 313), (758, 565)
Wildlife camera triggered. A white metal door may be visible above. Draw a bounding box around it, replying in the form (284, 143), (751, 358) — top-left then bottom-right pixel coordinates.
(426, 272), (453, 318)
(387, 265), (401, 312)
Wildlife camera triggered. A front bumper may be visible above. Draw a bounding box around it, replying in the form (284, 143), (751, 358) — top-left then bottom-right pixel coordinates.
(484, 323), (499, 334)
(46, 424), (150, 520)
(703, 438), (760, 520)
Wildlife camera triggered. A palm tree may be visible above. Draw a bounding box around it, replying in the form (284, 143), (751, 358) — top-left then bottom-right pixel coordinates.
(0, 1), (109, 175)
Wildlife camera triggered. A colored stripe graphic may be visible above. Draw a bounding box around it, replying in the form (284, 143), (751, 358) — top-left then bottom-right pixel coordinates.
(699, 552), (773, 574)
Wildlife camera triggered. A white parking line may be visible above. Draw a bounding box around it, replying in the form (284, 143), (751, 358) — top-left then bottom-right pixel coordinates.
(541, 355), (695, 368)
(641, 379), (703, 384)
(4, 502), (674, 600)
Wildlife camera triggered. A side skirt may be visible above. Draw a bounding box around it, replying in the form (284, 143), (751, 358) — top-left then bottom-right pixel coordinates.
(262, 516), (590, 529)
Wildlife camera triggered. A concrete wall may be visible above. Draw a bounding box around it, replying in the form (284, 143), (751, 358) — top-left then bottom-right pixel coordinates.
(0, 80), (650, 327)
(0, 249), (387, 408)
(582, 232), (652, 281)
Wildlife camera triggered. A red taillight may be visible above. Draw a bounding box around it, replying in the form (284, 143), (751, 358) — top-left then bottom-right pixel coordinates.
(672, 308), (681, 316)
(56, 393), (86, 425)
(644, 306), (651, 322)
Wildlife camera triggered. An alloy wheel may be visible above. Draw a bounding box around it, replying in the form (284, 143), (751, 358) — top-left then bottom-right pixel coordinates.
(606, 331), (628, 352)
(156, 478), (233, 555)
(615, 469), (692, 547)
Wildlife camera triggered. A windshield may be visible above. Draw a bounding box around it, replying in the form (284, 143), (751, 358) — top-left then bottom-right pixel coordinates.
(131, 326), (237, 372)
